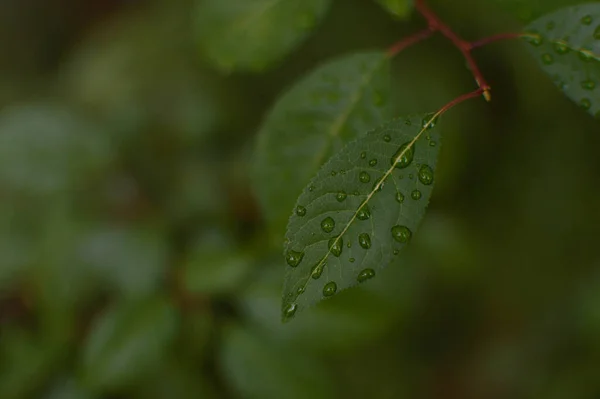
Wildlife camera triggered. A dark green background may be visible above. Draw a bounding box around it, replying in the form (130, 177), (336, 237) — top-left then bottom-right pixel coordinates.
(1, 0), (599, 398)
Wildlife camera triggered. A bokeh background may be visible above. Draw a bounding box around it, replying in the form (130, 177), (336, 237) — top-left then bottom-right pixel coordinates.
(1, 0), (599, 398)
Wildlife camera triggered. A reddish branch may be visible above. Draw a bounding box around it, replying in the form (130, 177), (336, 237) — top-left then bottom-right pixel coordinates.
(387, 27), (435, 56)
(414, 0), (491, 101)
(470, 32), (525, 49)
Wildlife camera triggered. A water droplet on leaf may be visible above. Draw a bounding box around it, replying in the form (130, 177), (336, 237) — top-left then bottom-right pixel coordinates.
(553, 42), (570, 54)
(309, 185), (315, 192)
(296, 206), (307, 217)
(321, 217), (335, 233)
(311, 263), (324, 279)
(336, 191), (347, 202)
(582, 80), (596, 90)
(383, 135), (391, 142)
(349, 257), (355, 263)
(391, 142), (415, 169)
(369, 159), (378, 166)
(357, 204), (371, 220)
(582, 15), (593, 26)
(580, 98), (591, 110)
(396, 192), (405, 203)
(411, 190), (422, 200)
(422, 113), (437, 129)
(323, 281), (337, 297)
(286, 250), (304, 267)
(357, 268), (375, 283)
(297, 287), (305, 294)
(541, 53), (554, 65)
(525, 35), (543, 46)
(418, 165), (434, 185)
(329, 237), (343, 257)
(391, 225), (412, 243)
(358, 233), (371, 249)
(360, 152), (366, 159)
(359, 171), (371, 183)
(284, 303), (297, 318)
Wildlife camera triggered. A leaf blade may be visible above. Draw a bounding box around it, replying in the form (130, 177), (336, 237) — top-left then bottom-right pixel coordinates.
(195, 0), (332, 72)
(524, 3), (600, 118)
(282, 114), (441, 320)
(253, 52), (392, 235)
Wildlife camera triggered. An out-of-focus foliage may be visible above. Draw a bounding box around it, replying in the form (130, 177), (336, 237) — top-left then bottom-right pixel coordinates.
(0, 0), (599, 398)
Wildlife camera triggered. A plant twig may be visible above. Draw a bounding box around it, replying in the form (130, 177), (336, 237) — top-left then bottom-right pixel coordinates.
(471, 32), (526, 49)
(387, 27), (436, 56)
(415, 0), (492, 101)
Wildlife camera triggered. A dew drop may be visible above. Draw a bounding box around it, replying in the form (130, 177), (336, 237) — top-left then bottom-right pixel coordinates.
(347, 241), (352, 248)
(579, 51), (593, 62)
(359, 171), (371, 183)
(418, 165), (434, 185)
(321, 217), (335, 233)
(329, 237), (343, 257)
(525, 35), (543, 47)
(360, 152), (366, 159)
(323, 281), (337, 297)
(357, 204), (371, 220)
(296, 205), (307, 216)
(553, 41), (570, 54)
(429, 141), (437, 147)
(541, 53), (554, 65)
(331, 171), (337, 176)
(349, 257), (355, 263)
(391, 225), (412, 243)
(311, 263), (324, 279)
(369, 159), (378, 166)
(383, 135), (391, 142)
(391, 142), (415, 169)
(595, 25), (600, 40)
(422, 113), (437, 129)
(283, 303), (297, 318)
(582, 15), (593, 26)
(309, 185), (315, 192)
(411, 190), (422, 200)
(580, 98), (592, 110)
(358, 233), (371, 249)
(372, 176), (385, 192)
(582, 80), (596, 90)
(297, 287), (305, 294)
(286, 250), (304, 267)
(393, 249), (400, 255)
(336, 191), (347, 202)
(357, 268), (375, 283)
(396, 191), (405, 203)
(404, 119), (412, 126)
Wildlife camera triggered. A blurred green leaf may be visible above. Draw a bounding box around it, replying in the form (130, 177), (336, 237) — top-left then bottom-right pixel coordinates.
(220, 325), (335, 399)
(80, 297), (178, 393)
(253, 52), (391, 235)
(375, 0), (413, 19)
(44, 377), (96, 399)
(524, 3), (600, 118)
(183, 248), (252, 296)
(0, 103), (112, 197)
(195, 0), (332, 72)
(0, 327), (61, 399)
(282, 114), (441, 319)
(77, 224), (169, 299)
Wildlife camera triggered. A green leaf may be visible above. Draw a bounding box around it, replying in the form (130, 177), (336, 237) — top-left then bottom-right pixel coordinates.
(80, 297), (178, 392)
(253, 52), (392, 235)
(375, 0), (413, 19)
(524, 4), (600, 119)
(281, 114), (441, 320)
(195, 0), (332, 72)
(220, 325), (335, 399)
(491, 0), (579, 22)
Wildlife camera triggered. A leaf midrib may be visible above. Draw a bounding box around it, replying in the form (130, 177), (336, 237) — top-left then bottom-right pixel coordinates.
(292, 113), (438, 298)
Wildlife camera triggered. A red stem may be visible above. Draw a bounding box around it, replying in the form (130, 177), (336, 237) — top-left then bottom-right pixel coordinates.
(437, 88), (484, 117)
(414, 0), (491, 101)
(387, 27), (435, 56)
(471, 32), (525, 49)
